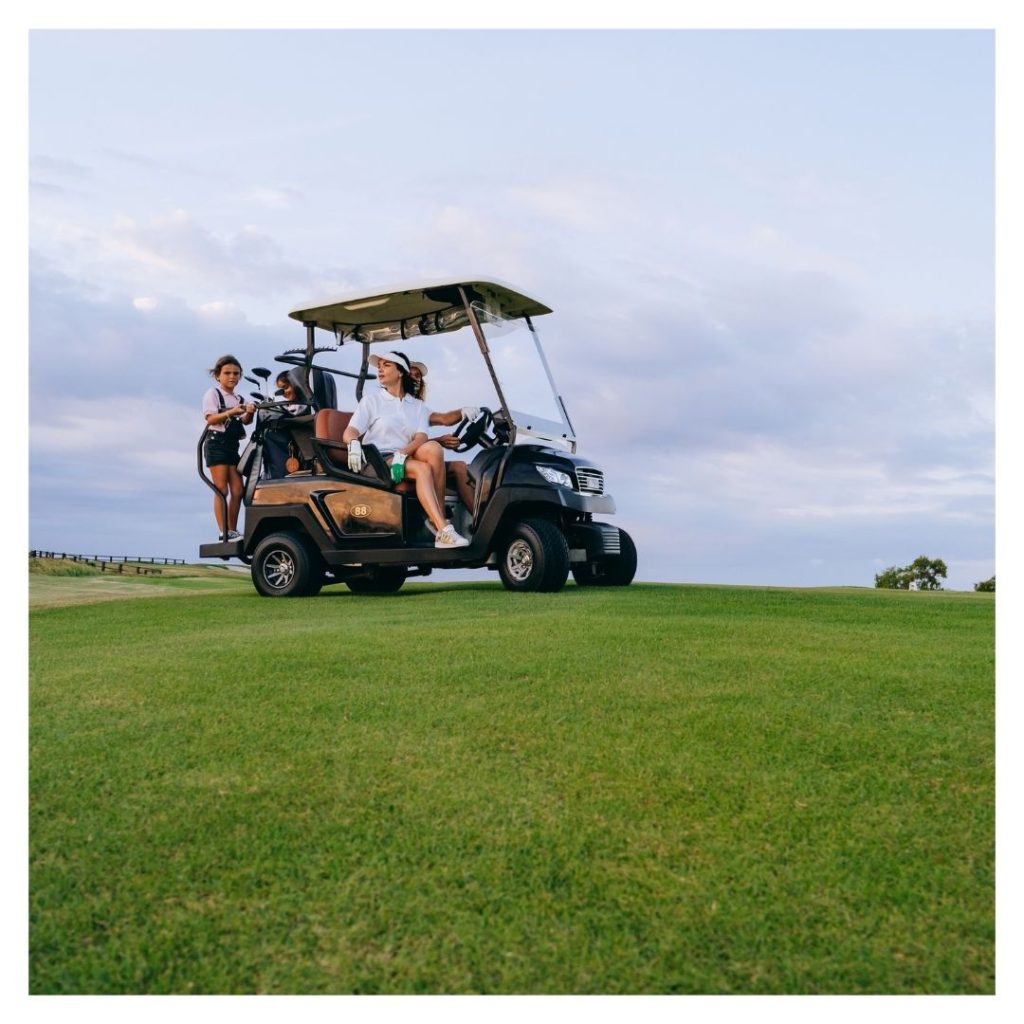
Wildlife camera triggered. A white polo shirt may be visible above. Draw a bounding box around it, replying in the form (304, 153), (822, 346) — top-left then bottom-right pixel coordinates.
(349, 388), (430, 455)
(202, 386), (244, 434)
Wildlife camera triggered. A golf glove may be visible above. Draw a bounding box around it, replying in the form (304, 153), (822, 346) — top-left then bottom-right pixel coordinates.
(460, 406), (482, 422)
(390, 451), (407, 483)
(347, 439), (365, 472)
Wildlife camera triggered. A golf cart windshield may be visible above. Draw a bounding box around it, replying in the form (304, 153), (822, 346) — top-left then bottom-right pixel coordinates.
(472, 305), (574, 447)
(287, 279), (575, 450)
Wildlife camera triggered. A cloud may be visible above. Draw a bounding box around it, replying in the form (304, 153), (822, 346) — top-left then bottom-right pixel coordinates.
(198, 300), (246, 322)
(28, 260), (286, 410)
(31, 211), (339, 333)
(26, 159), (993, 587)
(505, 178), (620, 232)
(103, 146), (210, 178)
(33, 395), (195, 465)
(29, 156), (94, 198)
(30, 392), (206, 556)
(29, 180), (91, 200)
(31, 154), (93, 177)
(305, 170), (993, 588)
(237, 185), (303, 209)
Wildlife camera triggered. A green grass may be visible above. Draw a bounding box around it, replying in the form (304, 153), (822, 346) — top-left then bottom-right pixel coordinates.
(29, 578), (994, 993)
(28, 558), (247, 609)
(28, 556), (104, 577)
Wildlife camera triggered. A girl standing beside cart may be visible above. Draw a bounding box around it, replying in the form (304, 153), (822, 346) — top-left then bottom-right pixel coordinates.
(202, 354), (255, 539)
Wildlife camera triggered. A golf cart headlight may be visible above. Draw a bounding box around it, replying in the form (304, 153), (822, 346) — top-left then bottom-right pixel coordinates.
(536, 465), (573, 489)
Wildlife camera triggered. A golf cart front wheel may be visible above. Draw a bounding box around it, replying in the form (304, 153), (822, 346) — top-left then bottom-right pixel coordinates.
(252, 532), (322, 597)
(498, 518), (570, 593)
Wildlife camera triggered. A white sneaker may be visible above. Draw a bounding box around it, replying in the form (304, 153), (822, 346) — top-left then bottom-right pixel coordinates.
(434, 523), (469, 548)
(227, 530), (242, 540)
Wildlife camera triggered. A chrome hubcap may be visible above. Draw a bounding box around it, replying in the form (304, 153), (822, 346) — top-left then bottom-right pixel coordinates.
(264, 550), (296, 589)
(506, 539), (534, 582)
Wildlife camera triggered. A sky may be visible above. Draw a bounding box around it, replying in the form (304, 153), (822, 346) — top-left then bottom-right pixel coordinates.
(25, 26), (996, 590)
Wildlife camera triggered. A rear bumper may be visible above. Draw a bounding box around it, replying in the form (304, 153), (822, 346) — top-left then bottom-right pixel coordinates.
(199, 540), (243, 559)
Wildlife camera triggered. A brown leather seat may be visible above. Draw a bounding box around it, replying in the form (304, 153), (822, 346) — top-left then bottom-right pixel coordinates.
(313, 409), (353, 471)
(313, 409), (411, 491)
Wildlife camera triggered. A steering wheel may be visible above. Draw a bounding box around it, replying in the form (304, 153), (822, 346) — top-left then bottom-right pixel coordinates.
(452, 408), (496, 452)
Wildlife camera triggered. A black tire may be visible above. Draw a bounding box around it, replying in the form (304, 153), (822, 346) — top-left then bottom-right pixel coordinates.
(498, 518), (570, 593)
(346, 566), (407, 595)
(252, 532), (321, 597)
(571, 528), (637, 587)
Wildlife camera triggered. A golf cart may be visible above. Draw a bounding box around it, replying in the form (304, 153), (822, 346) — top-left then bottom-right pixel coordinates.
(197, 278), (636, 595)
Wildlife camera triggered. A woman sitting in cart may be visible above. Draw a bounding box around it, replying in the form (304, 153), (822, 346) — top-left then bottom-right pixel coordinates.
(407, 359), (479, 510)
(343, 351), (470, 549)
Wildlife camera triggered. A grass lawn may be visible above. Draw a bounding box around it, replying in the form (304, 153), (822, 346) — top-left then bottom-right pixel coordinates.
(28, 573), (248, 610)
(28, 572), (994, 993)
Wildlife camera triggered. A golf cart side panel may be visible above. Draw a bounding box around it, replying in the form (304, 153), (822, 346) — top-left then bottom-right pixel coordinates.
(320, 489), (404, 541)
(317, 546), (489, 570)
(308, 485), (613, 570)
(247, 477), (406, 547)
(242, 504), (336, 553)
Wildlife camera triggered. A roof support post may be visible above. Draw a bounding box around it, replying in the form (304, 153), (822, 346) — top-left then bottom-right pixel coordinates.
(459, 285), (514, 432)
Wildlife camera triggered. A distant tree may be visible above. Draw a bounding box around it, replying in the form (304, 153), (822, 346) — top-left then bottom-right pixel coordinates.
(974, 575), (995, 593)
(875, 565), (912, 589)
(875, 556), (947, 591)
(907, 556), (947, 590)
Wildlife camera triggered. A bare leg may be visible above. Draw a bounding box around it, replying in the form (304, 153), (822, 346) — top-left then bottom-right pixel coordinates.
(210, 465), (230, 535)
(403, 460), (447, 533)
(448, 461), (475, 510)
(412, 440), (446, 509)
(226, 466), (244, 531)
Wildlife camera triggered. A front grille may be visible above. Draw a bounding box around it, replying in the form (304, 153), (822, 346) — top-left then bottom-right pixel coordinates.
(575, 467), (604, 495)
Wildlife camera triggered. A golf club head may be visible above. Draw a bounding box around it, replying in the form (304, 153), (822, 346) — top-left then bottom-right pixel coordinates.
(244, 375), (261, 387)
(251, 367), (271, 380)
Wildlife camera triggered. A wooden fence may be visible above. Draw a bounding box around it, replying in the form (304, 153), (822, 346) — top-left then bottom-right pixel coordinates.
(29, 551), (188, 576)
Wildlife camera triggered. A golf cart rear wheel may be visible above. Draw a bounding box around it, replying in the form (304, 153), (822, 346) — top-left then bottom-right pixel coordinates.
(571, 528), (637, 587)
(346, 566), (407, 595)
(252, 532), (322, 597)
(498, 518), (570, 593)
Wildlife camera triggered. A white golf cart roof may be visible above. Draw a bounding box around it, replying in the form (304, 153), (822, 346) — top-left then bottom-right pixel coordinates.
(288, 277), (552, 337)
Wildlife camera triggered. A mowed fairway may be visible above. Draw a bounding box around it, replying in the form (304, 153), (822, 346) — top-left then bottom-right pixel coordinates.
(29, 575), (994, 993)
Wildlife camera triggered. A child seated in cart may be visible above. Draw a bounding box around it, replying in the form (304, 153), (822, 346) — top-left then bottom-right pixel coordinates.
(262, 371), (311, 478)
